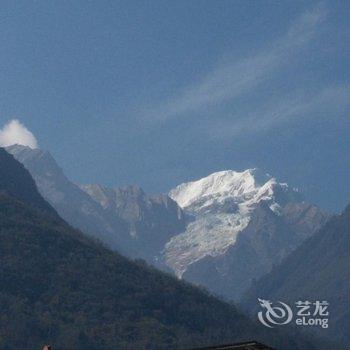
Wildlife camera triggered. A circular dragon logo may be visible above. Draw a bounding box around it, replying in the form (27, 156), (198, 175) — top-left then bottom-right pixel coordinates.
(257, 298), (293, 328)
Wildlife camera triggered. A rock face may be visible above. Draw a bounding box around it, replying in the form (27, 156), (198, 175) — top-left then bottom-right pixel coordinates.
(166, 170), (330, 301)
(7, 145), (330, 302)
(81, 184), (186, 262)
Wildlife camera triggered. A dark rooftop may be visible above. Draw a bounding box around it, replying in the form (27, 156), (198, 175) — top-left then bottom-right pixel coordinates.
(190, 341), (275, 350)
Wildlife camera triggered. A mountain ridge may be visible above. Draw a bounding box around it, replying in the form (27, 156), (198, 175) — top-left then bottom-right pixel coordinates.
(0, 146), (331, 350)
(6, 144), (330, 303)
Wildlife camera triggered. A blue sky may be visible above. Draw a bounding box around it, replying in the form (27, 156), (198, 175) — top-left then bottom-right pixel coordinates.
(0, 1), (349, 212)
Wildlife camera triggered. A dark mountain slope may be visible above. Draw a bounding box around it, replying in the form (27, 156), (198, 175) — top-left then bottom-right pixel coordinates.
(0, 148), (54, 214)
(0, 193), (250, 349)
(242, 205), (350, 347)
(0, 147), (327, 349)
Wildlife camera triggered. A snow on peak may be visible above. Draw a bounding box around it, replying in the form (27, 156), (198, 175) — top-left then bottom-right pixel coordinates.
(169, 169), (278, 212)
(165, 169), (298, 277)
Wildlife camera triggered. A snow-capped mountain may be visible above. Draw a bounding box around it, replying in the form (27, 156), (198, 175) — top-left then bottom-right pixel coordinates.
(166, 169), (330, 300)
(5, 145), (330, 301)
(166, 169), (302, 277)
(170, 169), (294, 211)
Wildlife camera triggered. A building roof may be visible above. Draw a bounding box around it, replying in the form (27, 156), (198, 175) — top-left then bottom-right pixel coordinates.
(190, 341), (275, 350)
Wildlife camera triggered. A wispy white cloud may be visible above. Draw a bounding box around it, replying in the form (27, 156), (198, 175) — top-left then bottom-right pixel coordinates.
(0, 119), (38, 148)
(207, 85), (350, 140)
(144, 4), (327, 123)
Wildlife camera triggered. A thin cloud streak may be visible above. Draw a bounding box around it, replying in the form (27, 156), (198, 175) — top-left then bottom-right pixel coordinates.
(207, 85), (350, 141)
(144, 4), (327, 123)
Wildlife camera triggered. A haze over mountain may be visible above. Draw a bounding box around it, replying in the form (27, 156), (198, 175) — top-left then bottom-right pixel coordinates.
(0, 146), (332, 349)
(81, 183), (186, 261)
(0, 2), (349, 349)
(7, 144), (330, 303)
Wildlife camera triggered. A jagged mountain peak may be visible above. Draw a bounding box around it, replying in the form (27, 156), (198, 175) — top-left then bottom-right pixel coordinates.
(7, 147), (329, 304)
(165, 169), (314, 282)
(0, 146), (320, 350)
(82, 182), (186, 242)
(81, 183), (174, 211)
(169, 168), (299, 213)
